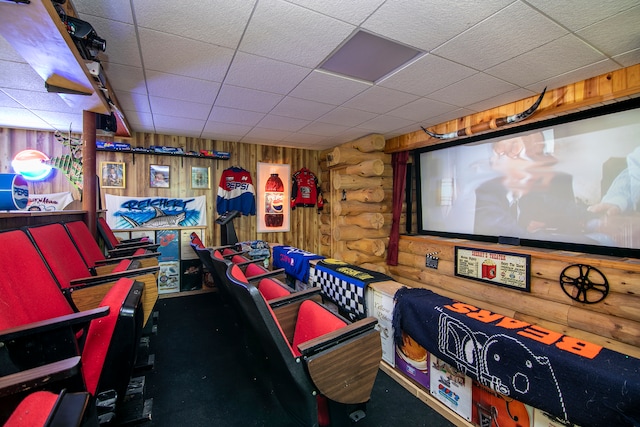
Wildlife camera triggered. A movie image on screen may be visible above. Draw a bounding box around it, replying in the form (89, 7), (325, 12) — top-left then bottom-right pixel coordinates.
(416, 105), (640, 257)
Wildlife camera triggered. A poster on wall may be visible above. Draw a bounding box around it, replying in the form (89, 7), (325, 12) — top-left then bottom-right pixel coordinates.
(455, 246), (531, 292)
(26, 191), (74, 211)
(256, 162), (291, 233)
(104, 194), (207, 229)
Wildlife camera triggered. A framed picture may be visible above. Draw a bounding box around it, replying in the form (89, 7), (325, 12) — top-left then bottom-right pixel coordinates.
(100, 161), (125, 188)
(191, 166), (210, 189)
(150, 165), (170, 188)
(256, 162), (291, 233)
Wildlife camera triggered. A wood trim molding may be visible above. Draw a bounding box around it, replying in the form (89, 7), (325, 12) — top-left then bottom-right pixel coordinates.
(385, 63), (640, 153)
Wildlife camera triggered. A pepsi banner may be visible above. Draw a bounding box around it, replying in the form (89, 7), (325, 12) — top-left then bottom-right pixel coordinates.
(393, 287), (640, 427)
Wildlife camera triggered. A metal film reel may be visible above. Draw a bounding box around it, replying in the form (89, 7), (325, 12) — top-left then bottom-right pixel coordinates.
(559, 264), (609, 304)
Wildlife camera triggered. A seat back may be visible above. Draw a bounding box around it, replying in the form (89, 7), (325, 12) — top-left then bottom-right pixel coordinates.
(64, 220), (107, 268)
(0, 230), (75, 328)
(189, 232), (205, 249)
(97, 217), (121, 250)
(24, 223), (104, 289)
(225, 264), (319, 426)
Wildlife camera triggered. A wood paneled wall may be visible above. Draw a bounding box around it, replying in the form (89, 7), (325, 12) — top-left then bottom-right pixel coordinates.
(0, 128), (322, 251)
(382, 64), (640, 357)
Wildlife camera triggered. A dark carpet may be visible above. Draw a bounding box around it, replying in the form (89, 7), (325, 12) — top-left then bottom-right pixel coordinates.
(144, 291), (455, 427)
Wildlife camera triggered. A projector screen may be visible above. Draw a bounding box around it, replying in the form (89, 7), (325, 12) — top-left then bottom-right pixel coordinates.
(415, 101), (640, 257)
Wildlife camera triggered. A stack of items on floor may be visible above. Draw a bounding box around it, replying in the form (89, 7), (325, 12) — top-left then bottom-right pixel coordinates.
(365, 281), (640, 427)
(190, 236), (382, 427)
(0, 220), (160, 426)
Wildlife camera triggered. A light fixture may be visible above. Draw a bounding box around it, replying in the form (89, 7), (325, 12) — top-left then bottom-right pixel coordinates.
(319, 30), (422, 83)
(12, 149), (53, 181)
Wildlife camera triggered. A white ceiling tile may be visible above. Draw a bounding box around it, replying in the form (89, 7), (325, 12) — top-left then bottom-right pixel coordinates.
(240, 0), (355, 68)
(358, 114), (415, 133)
(613, 49), (640, 67)
(362, 0), (513, 51)
(209, 106), (265, 126)
(0, 107), (53, 130)
(215, 85), (283, 113)
(316, 107), (377, 127)
(132, 0), (254, 49)
(203, 121), (252, 136)
(74, 0), (135, 25)
(378, 54), (476, 97)
(30, 109), (84, 133)
(145, 70), (220, 104)
(465, 88), (539, 114)
(149, 96), (212, 120)
(427, 73), (517, 107)
(486, 35), (607, 87)
(387, 97), (459, 122)
(244, 127), (292, 140)
(0, 62), (45, 92)
(140, 29), (235, 82)
(525, 59), (622, 93)
(0, 90), (21, 108)
(282, 131), (327, 145)
(526, 0), (639, 31)
(576, 6), (640, 57)
(433, 2), (568, 71)
(225, 52), (311, 94)
(299, 121), (350, 137)
(288, 70), (371, 105)
(123, 110), (154, 130)
(100, 63), (147, 95)
(342, 86), (419, 114)
(116, 91), (151, 113)
(285, 0), (386, 25)
(3, 88), (78, 113)
(0, 36), (25, 62)
(256, 115), (310, 132)
(270, 97), (335, 120)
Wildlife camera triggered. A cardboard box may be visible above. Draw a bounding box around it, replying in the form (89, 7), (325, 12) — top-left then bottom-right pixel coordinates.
(472, 380), (533, 427)
(366, 280), (402, 367)
(158, 261), (180, 294)
(430, 354), (473, 422)
(394, 326), (430, 389)
(156, 229), (179, 261)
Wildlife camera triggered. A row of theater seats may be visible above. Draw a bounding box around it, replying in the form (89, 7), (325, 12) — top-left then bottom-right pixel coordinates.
(0, 220), (160, 426)
(190, 235), (383, 427)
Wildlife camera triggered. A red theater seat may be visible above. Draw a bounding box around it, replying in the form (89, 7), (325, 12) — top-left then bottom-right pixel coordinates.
(97, 217), (159, 255)
(0, 229), (143, 409)
(65, 220), (159, 270)
(24, 223), (158, 328)
(3, 390), (90, 427)
(224, 263), (381, 427)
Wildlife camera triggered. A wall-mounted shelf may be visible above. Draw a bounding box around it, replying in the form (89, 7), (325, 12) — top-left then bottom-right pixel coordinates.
(0, 0), (132, 136)
(96, 148), (230, 161)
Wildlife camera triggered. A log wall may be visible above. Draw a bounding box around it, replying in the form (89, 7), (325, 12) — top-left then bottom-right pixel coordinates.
(320, 134), (392, 267)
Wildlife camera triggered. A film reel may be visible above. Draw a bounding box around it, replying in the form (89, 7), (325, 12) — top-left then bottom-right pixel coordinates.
(559, 264), (609, 304)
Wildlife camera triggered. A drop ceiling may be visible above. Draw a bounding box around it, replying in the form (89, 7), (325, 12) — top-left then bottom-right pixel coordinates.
(0, 0), (639, 150)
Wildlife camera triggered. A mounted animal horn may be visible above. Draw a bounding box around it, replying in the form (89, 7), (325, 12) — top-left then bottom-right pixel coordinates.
(421, 87), (547, 140)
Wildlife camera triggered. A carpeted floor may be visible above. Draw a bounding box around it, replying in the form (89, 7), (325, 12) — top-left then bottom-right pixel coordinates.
(144, 291), (456, 427)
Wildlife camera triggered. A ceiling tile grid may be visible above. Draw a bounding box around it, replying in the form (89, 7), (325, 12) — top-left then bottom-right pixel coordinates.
(0, 0), (637, 149)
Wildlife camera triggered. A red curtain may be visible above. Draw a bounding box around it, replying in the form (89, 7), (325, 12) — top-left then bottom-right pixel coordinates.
(386, 151), (409, 266)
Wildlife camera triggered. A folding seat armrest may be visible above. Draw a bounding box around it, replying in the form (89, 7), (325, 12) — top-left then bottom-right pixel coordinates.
(269, 287), (322, 309)
(68, 265), (159, 289)
(94, 251), (160, 266)
(0, 356), (81, 398)
(245, 267), (285, 282)
(0, 307), (109, 343)
(297, 317), (378, 357)
(107, 243), (159, 257)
